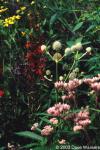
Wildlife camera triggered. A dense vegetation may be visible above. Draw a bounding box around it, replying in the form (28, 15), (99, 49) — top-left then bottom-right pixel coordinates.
(0, 0), (100, 149)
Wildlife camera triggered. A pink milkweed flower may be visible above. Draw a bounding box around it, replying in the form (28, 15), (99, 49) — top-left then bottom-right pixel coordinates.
(41, 125), (54, 136)
(31, 123), (38, 131)
(58, 139), (66, 144)
(49, 118), (58, 124)
(73, 125), (83, 132)
(73, 107), (91, 132)
(47, 103), (70, 116)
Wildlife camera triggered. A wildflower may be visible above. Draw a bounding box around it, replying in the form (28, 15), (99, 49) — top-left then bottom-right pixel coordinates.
(21, 32), (26, 36)
(91, 82), (100, 92)
(20, 7), (26, 11)
(73, 107), (91, 132)
(46, 70), (51, 75)
(71, 45), (77, 51)
(31, 1), (35, 5)
(53, 52), (62, 63)
(61, 92), (75, 101)
(0, 7), (8, 13)
(58, 139), (66, 144)
(69, 72), (77, 80)
(75, 42), (82, 50)
(64, 48), (72, 56)
(59, 76), (64, 81)
(16, 9), (20, 14)
(41, 45), (47, 52)
(15, 15), (21, 19)
(86, 47), (92, 53)
(52, 41), (62, 51)
(3, 15), (21, 27)
(41, 125), (54, 136)
(31, 123), (38, 131)
(71, 42), (82, 51)
(47, 103), (70, 116)
(73, 125), (83, 132)
(49, 118), (58, 124)
(74, 68), (79, 73)
(0, 90), (4, 97)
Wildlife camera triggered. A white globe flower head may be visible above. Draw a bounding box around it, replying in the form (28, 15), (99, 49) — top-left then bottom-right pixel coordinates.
(64, 48), (72, 56)
(86, 47), (92, 53)
(46, 69), (51, 75)
(52, 40), (62, 51)
(59, 76), (64, 81)
(41, 45), (47, 52)
(71, 45), (77, 51)
(75, 42), (82, 50)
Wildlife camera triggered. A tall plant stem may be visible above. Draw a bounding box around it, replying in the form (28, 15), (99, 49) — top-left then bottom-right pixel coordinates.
(56, 62), (58, 103)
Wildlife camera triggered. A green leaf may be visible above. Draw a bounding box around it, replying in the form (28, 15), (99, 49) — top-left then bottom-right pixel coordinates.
(90, 108), (100, 113)
(20, 143), (38, 149)
(73, 22), (83, 32)
(15, 131), (44, 142)
(86, 25), (95, 32)
(50, 13), (57, 28)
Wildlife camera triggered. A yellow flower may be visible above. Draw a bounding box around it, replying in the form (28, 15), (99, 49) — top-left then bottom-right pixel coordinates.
(15, 15), (21, 19)
(16, 9), (20, 14)
(20, 7), (26, 11)
(31, 1), (35, 5)
(8, 20), (14, 24)
(0, 8), (8, 13)
(21, 32), (26, 36)
(4, 23), (9, 27)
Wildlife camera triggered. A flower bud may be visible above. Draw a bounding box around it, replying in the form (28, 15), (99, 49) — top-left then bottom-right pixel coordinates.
(53, 52), (62, 63)
(41, 45), (47, 52)
(46, 69), (51, 75)
(75, 42), (82, 50)
(59, 76), (64, 81)
(64, 48), (72, 56)
(86, 47), (92, 53)
(52, 41), (62, 51)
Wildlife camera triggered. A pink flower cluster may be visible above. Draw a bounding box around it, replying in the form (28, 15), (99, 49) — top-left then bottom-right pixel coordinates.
(83, 75), (100, 85)
(91, 83), (100, 92)
(55, 79), (82, 91)
(62, 91), (75, 101)
(73, 108), (91, 132)
(41, 125), (54, 136)
(49, 118), (58, 124)
(47, 103), (70, 116)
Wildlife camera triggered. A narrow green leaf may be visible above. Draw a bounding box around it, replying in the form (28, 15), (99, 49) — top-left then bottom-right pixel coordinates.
(15, 131), (44, 142)
(50, 13), (57, 28)
(73, 22), (83, 32)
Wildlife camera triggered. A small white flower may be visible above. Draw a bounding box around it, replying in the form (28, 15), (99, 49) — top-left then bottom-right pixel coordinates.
(64, 48), (72, 56)
(75, 42), (82, 50)
(74, 68), (79, 73)
(71, 42), (82, 51)
(41, 45), (47, 51)
(31, 123), (38, 131)
(71, 45), (77, 51)
(86, 47), (92, 53)
(52, 41), (62, 51)
(59, 76), (64, 81)
(46, 70), (51, 75)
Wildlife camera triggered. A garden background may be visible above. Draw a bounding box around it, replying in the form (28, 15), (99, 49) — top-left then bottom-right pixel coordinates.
(0, 0), (100, 149)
